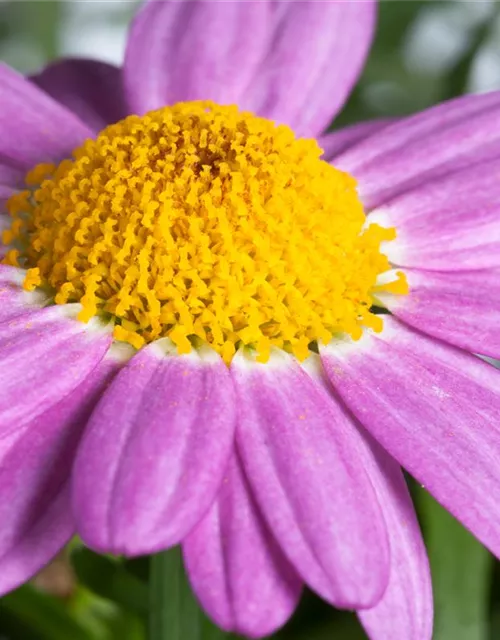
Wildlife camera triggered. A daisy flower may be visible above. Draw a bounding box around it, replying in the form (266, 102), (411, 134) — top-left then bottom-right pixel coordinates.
(0, 1), (498, 638)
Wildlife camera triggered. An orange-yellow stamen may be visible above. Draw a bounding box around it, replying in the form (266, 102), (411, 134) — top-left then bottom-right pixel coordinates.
(2, 101), (407, 363)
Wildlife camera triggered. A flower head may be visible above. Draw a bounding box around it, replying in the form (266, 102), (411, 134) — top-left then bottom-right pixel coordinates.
(0, 2), (499, 640)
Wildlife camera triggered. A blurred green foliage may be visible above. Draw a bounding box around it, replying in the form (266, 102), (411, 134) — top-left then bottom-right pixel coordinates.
(1, 1), (500, 639)
(417, 489), (493, 640)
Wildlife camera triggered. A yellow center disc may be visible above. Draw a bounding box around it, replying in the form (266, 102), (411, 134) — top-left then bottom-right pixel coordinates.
(2, 101), (407, 363)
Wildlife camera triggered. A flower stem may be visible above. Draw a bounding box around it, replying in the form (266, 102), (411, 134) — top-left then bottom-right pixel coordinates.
(149, 547), (226, 640)
(149, 549), (182, 640)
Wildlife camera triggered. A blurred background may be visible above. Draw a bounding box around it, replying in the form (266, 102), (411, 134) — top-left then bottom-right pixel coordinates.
(1, 1), (500, 639)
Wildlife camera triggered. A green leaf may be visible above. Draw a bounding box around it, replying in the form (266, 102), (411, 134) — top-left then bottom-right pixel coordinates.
(0, 585), (91, 640)
(96, 603), (144, 640)
(417, 488), (493, 640)
(149, 547), (228, 640)
(72, 547), (149, 616)
(70, 586), (144, 640)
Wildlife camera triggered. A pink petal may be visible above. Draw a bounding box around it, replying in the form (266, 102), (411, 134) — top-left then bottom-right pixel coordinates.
(0, 214), (12, 257)
(319, 119), (394, 161)
(0, 266), (46, 323)
(124, 0), (375, 137)
(231, 350), (390, 609)
(0, 306), (112, 437)
(0, 165), (24, 192)
(31, 58), (128, 133)
(1, 225), (9, 254)
(336, 91), (500, 210)
(321, 318), (500, 560)
(307, 358), (433, 639)
(124, 0), (271, 114)
(184, 454), (302, 639)
(369, 158), (500, 271)
(240, 1), (377, 137)
(356, 437), (432, 640)
(0, 355), (118, 595)
(0, 63), (93, 169)
(380, 267), (500, 358)
(73, 341), (236, 555)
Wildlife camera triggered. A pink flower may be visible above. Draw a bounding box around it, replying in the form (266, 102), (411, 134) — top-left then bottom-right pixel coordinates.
(0, 2), (498, 638)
